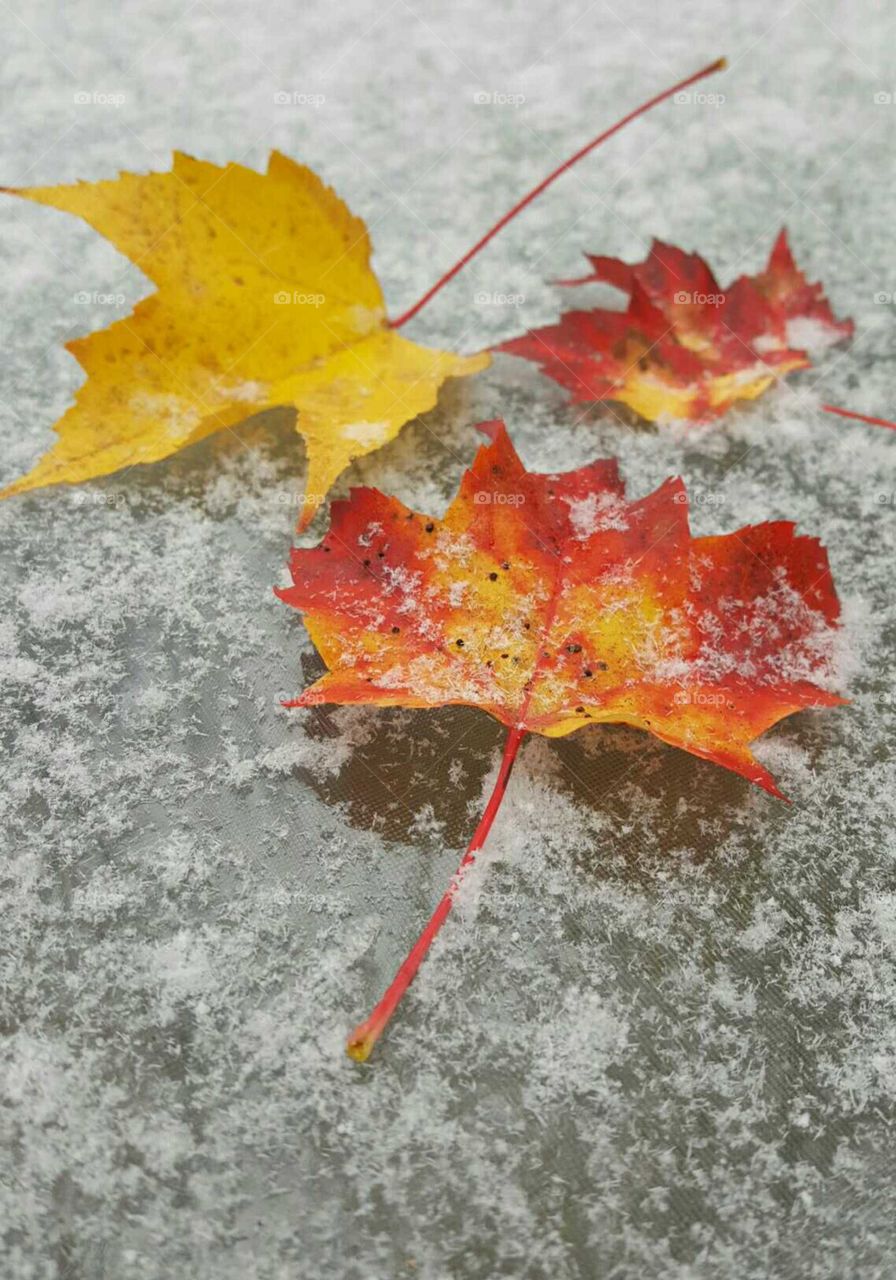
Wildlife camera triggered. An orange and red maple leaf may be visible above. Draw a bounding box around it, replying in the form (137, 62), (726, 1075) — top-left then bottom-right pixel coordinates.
(277, 420), (844, 799)
(498, 231), (853, 422)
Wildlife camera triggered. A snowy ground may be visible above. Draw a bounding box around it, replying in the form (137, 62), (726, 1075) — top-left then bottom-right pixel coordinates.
(2, 1), (895, 1277)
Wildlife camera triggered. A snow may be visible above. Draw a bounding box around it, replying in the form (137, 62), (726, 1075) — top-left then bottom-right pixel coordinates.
(563, 490), (630, 537)
(2, 2), (896, 1278)
(785, 314), (846, 354)
(341, 419), (391, 445)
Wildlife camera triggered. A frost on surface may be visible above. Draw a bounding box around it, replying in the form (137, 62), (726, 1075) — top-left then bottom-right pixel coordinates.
(2, 2), (896, 1278)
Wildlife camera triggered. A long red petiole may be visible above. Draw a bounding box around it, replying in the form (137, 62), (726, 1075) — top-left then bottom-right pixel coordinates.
(347, 725), (526, 1061)
(389, 56), (727, 331)
(821, 404), (896, 432)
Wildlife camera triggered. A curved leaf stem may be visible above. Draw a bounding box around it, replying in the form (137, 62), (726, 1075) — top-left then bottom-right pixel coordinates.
(346, 725), (526, 1061)
(388, 57), (727, 330)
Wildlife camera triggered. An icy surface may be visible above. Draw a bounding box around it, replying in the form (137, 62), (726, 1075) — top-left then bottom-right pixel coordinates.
(1, 2), (895, 1277)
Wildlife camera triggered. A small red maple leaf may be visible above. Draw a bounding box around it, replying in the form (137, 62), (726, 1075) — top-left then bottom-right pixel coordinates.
(498, 231), (854, 422)
(278, 422), (845, 1060)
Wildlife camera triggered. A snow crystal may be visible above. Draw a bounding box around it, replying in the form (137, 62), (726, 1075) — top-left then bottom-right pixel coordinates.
(341, 419), (391, 446)
(785, 313), (846, 354)
(563, 490), (630, 537)
(130, 390), (206, 437)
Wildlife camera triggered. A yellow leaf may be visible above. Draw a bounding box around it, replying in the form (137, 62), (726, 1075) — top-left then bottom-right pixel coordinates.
(1, 151), (489, 524)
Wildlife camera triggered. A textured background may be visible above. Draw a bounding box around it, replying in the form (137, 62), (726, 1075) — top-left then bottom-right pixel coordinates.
(2, 2), (895, 1277)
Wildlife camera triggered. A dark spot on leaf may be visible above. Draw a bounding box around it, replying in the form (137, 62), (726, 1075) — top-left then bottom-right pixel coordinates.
(455, 638), (464, 647)
(489, 572), (498, 581)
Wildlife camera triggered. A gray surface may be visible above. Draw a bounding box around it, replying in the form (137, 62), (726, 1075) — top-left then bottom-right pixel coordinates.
(2, 2), (895, 1277)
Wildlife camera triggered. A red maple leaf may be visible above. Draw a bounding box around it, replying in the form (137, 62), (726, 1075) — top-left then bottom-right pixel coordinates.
(278, 422), (845, 1060)
(498, 232), (854, 422)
